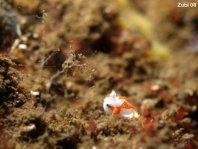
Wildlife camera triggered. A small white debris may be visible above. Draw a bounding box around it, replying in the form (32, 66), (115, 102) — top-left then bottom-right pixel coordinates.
(92, 146), (97, 149)
(151, 84), (160, 91)
(104, 137), (108, 141)
(19, 44), (27, 50)
(181, 133), (194, 141)
(22, 124), (36, 132)
(10, 39), (20, 53)
(32, 33), (39, 39)
(30, 90), (40, 96)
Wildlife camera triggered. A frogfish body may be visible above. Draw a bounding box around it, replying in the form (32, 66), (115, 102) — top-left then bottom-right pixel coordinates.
(103, 90), (140, 119)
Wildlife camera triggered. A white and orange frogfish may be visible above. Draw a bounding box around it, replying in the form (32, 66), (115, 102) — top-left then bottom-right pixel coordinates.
(103, 90), (140, 119)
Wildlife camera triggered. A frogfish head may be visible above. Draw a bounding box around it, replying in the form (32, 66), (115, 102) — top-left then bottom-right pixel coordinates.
(103, 90), (124, 114)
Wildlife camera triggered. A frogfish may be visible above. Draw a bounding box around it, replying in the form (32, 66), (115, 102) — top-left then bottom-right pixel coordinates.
(103, 90), (140, 119)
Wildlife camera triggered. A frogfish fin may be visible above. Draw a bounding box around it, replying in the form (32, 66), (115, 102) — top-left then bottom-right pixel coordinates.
(112, 107), (120, 115)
